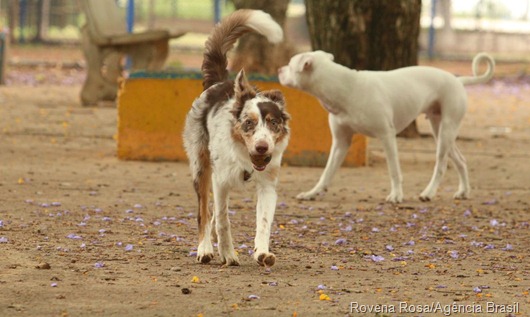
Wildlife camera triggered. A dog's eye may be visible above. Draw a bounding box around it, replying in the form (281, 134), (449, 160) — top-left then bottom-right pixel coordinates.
(242, 119), (255, 131)
(269, 119), (278, 126)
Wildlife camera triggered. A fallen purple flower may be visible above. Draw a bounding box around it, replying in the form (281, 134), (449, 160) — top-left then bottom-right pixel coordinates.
(0, 237), (8, 243)
(371, 227), (380, 232)
(80, 243), (86, 248)
(51, 283), (58, 287)
(473, 286), (482, 293)
(94, 208), (103, 213)
(133, 204), (143, 209)
(125, 209), (134, 214)
(370, 255), (385, 262)
(341, 225), (353, 232)
(189, 251), (197, 257)
(102, 217), (112, 222)
(41, 203), (50, 208)
(449, 250), (459, 259)
(404, 240), (415, 246)
(238, 244), (248, 249)
(94, 262), (105, 268)
(317, 284), (327, 290)
(463, 209), (472, 217)
(482, 198), (497, 205)
(268, 281), (278, 286)
(385, 245), (394, 252)
(484, 244), (495, 250)
(330, 265), (339, 271)
(66, 233), (82, 240)
(51, 202), (61, 207)
(435, 285), (447, 289)
(502, 244), (513, 251)
(248, 294), (260, 300)
(290, 219), (299, 225)
(442, 225), (449, 231)
(0, 220), (3, 227)
(335, 238), (347, 245)
(489, 219), (500, 227)
(125, 244), (134, 251)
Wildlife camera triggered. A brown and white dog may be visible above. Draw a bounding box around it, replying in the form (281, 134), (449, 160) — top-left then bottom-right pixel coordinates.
(183, 10), (289, 267)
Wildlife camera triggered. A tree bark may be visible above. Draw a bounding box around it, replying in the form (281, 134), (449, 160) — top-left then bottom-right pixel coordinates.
(230, 0), (294, 76)
(305, 0), (422, 137)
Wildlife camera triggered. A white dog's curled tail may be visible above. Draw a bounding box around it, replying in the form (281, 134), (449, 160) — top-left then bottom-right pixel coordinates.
(459, 53), (495, 85)
(201, 9), (283, 90)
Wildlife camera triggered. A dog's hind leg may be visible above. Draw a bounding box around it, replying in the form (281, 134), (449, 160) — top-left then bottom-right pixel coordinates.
(253, 180), (278, 267)
(449, 145), (470, 199)
(420, 119), (457, 201)
(296, 115), (353, 200)
(212, 174), (239, 266)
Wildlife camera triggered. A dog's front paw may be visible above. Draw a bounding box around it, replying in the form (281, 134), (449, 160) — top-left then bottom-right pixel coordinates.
(419, 189), (434, 202)
(386, 192), (403, 204)
(219, 251), (240, 267)
(196, 241), (214, 264)
(197, 253), (214, 264)
(453, 190), (469, 200)
(254, 252), (276, 267)
(296, 190), (319, 201)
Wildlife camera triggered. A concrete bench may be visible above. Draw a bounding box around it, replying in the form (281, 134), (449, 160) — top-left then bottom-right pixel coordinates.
(79, 0), (185, 106)
(117, 72), (367, 167)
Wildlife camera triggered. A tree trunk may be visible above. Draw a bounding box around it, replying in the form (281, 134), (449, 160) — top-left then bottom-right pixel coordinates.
(305, 0), (422, 137)
(230, 0), (293, 76)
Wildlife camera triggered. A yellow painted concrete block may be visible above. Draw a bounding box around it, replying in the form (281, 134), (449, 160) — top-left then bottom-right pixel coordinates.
(117, 73), (367, 167)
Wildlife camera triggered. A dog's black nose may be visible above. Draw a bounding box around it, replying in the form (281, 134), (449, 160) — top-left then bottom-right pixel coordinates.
(255, 142), (268, 154)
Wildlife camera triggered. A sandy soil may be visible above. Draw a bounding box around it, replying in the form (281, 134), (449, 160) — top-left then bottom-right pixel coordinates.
(0, 50), (529, 316)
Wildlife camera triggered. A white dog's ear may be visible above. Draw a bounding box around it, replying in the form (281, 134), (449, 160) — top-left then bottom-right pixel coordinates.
(296, 55), (313, 73)
(327, 53), (335, 61)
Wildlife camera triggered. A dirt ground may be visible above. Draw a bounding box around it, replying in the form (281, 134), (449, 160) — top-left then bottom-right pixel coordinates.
(0, 46), (529, 317)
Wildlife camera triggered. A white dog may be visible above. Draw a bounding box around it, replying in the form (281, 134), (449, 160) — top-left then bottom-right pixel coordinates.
(183, 10), (289, 267)
(278, 51), (494, 203)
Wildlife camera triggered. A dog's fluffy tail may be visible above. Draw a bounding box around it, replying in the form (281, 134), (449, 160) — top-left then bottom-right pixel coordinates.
(202, 9), (283, 90)
(459, 53), (495, 85)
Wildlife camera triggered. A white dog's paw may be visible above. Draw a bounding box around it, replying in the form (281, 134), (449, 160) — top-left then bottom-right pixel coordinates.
(254, 251), (276, 267)
(453, 190), (470, 200)
(296, 189), (322, 201)
(196, 242), (214, 264)
(219, 250), (240, 267)
(419, 191), (434, 202)
(386, 192), (403, 204)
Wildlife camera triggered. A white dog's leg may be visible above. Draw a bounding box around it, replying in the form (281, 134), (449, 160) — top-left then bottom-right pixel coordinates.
(296, 115), (353, 200)
(420, 123), (456, 201)
(448, 145), (470, 199)
(253, 182), (277, 267)
(212, 175), (239, 266)
(379, 133), (404, 203)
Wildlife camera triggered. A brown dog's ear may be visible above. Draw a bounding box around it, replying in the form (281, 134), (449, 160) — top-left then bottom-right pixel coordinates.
(260, 90), (285, 107)
(234, 69), (256, 96)
(231, 69), (256, 118)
